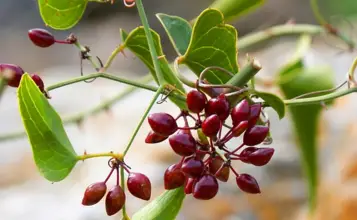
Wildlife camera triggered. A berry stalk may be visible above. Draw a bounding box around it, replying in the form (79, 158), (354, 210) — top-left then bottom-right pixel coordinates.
(120, 166), (130, 219)
(76, 152), (123, 161)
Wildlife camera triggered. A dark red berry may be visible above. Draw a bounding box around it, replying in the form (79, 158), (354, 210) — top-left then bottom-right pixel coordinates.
(205, 94), (230, 121)
(181, 158), (204, 178)
(209, 156), (230, 182)
(148, 113), (178, 137)
(193, 174), (219, 200)
(239, 147), (259, 163)
(31, 74), (45, 92)
(81, 182), (107, 206)
(28, 28), (55, 48)
(105, 185), (126, 216)
(231, 99), (250, 126)
(231, 120), (249, 137)
(169, 130), (196, 156)
(0, 63), (24, 87)
(145, 131), (168, 144)
(246, 148), (274, 166)
(202, 114), (221, 137)
(243, 125), (269, 146)
(164, 164), (186, 190)
(127, 172), (151, 201)
(184, 178), (196, 194)
(186, 90), (207, 113)
(236, 173), (260, 194)
(248, 104), (262, 127)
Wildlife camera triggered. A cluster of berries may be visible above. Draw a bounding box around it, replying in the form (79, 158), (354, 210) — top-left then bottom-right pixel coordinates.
(81, 159), (151, 216)
(146, 90), (274, 199)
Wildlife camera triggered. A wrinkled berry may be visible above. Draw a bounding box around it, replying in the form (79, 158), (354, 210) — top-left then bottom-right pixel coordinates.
(205, 94), (230, 121)
(0, 63), (24, 87)
(202, 114), (221, 137)
(246, 148), (274, 166)
(164, 164), (186, 190)
(248, 104), (262, 127)
(169, 130), (196, 156)
(186, 90), (207, 113)
(184, 178), (196, 194)
(209, 156), (230, 182)
(127, 172), (151, 201)
(145, 131), (168, 144)
(148, 113), (178, 137)
(105, 185), (126, 216)
(193, 174), (219, 200)
(236, 173), (260, 194)
(31, 74), (45, 92)
(82, 182), (107, 206)
(243, 125), (269, 146)
(181, 158), (204, 178)
(28, 28), (55, 48)
(231, 99), (250, 126)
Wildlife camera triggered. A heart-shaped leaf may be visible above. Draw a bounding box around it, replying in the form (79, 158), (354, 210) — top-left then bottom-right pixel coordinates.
(18, 74), (78, 182)
(132, 187), (185, 220)
(254, 90), (285, 119)
(180, 9), (239, 84)
(121, 27), (187, 110)
(156, 13), (192, 55)
(37, 0), (88, 30)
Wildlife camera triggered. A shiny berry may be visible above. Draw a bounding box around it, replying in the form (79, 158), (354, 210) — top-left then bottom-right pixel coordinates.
(202, 114), (221, 137)
(236, 173), (260, 194)
(28, 28), (55, 48)
(169, 130), (196, 156)
(31, 74), (45, 92)
(231, 99), (250, 126)
(0, 63), (24, 87)
(231, 120), (249, 137)
(164, 164), (186, 190)
(127, 172), (151, 201)
(193, 174), (219, 200)
(239, 147), (259, 163)
(186, 90), (207, 113)
(205, 94), (230, 121)
(184, 178), (196, 194)
(246, 148), (274, 166)
(209, 156), (230, 182)
(181, 158), (204, 178)
(145, 131), (168, 144)
(148, 113), (178, 137)
(105, 185), (126, 216)
(248, 104), (262, 126)
(81, 182), (107, 206)
(243, 125), (269, 146)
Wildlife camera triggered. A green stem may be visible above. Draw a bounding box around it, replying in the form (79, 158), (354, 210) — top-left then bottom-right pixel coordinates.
(0, 77), (7, 103)
(76, 152), (123, 161)
(73, 41), (100, 70)
(348, 56), (357, 86)
(123, 85), (164, 156)
(310, 0), (326, 26)
(225, 58), (262, 87)
(135, 0), (166, 85)
(120, 166), (130, 220)
(104, 45), (125, 70)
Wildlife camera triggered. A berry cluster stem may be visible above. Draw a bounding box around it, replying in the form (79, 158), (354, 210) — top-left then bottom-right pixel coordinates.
(120, 166), (130, 219)
(76, 152), (123, 161)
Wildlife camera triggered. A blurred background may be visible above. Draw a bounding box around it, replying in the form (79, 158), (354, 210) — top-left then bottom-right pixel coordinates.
(1, 0), (357, 219)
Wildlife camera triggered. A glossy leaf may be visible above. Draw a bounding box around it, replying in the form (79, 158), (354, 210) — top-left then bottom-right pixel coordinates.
(121, 27), (187, 110)
(156, 13), (192, 55)
(18, 74), (78, 182)
(254, 91), (285, 119)
(37, 0), (87, 30)
(209, 0), (265, 22)
(132, 187), (185, 220)
(277, 35), (334, 211)
(180, 9), (239, 84)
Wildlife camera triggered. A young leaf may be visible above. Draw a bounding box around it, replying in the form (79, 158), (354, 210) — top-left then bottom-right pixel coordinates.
(180, 9), (239, 84)
(254, 91), (285, 119)
(132, 187), (185, 220)
(17, 74), (78, 182)
(156, 13), (192, 55)
(209, 0), (265, 22)
(37, 0), (87, 30)
(121, 27), (187, 110)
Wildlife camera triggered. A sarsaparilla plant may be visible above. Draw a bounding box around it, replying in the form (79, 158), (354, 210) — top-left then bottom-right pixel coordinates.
(1, 0), (357, 219)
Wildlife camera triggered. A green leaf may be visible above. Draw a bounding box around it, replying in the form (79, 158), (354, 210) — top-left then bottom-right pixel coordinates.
(156, 13), (192, 55)
(254, 91), (285, 119)
(121, 27), (187, 110)
(132, 187), (185, 220)
(277, 35), (334, 211)
(37, 0), (88, 30)
(181, 9), (239, 84)
(209, 0), (265, 22)
(17, 74), (78, 182)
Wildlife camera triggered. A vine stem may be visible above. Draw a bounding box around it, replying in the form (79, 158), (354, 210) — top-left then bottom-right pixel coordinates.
(348, 56), (357, 86)
(0, 77), (7, 103)
(103, 45), (125, 70)
(120, 166), (130, 219)
(76, 152), (123, 161)
(135, 0), (166, 85)
(73, 41), (101, 70)
(123, 85), (164, 156)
